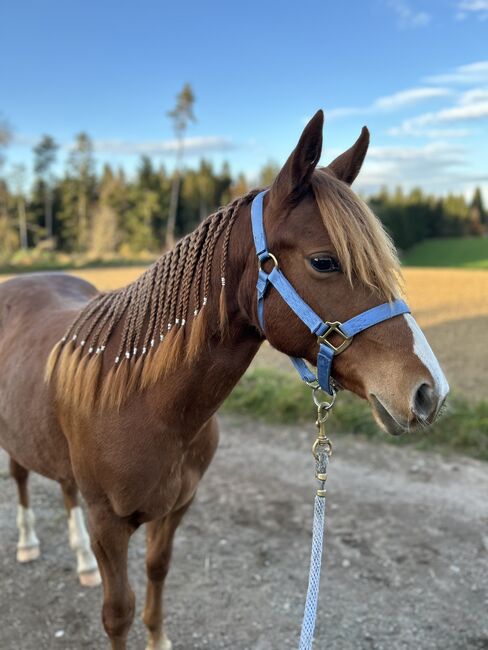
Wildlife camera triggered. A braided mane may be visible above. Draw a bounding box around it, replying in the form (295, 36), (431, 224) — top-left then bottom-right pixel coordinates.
(45, 189), (260, 412)
(46, 171), (402, 413)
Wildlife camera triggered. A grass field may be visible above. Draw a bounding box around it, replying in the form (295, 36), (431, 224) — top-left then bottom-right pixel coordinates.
(402, 237), (488, 268)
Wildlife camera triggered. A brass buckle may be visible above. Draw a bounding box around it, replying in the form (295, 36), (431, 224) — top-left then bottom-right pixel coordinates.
(317, 321), (353, 354)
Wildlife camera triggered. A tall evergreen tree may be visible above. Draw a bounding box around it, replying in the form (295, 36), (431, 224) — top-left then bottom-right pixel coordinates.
(10, 164), (29, 250)
(0, 116), (12, 170)
(67, 132), (96, 251)
(166, 83), (196, 248)
(471, 187), (487, 228)
(33, 134), (58, 238)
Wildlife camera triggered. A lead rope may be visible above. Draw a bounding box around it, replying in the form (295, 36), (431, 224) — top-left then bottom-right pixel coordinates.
(298, 387), (336, 650)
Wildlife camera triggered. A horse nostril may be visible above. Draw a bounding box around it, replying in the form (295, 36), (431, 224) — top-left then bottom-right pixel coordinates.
(412, 382), (436, 421)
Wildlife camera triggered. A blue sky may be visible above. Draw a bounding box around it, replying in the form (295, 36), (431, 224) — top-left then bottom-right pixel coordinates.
(1, 0), (487, 196)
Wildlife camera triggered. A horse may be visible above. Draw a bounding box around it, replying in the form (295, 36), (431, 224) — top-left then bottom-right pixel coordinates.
(0, 110), (449, 649)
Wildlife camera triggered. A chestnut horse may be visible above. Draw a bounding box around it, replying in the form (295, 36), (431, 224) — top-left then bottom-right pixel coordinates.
(0, 111), (448, 649)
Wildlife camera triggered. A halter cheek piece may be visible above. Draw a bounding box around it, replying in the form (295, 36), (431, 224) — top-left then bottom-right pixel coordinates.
(251, 190), (411, 394)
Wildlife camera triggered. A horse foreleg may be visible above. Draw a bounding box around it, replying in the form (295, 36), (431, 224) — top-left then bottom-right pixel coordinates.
(143, 501), (194, 650)
(10, 457), (40, 563)
(60, 480), (101, 587)
(88, 503), (136, 650)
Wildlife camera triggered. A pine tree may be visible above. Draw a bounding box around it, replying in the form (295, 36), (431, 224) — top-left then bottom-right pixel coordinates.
(33, 135), (58, 239)
(165, 83), (196, 249)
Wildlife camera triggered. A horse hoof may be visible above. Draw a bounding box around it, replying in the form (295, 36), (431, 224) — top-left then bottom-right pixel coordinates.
(17, 545), (40, 563)
(78, 568), (101, 587)
(146, 634), (172, 650)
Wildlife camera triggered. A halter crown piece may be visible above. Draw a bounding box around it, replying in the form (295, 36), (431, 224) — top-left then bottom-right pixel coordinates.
(250, 190), (411, 394)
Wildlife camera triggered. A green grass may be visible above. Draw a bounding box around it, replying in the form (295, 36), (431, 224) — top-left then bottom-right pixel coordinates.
(223, 367), (488, 461)
(402, 237), (488, 268)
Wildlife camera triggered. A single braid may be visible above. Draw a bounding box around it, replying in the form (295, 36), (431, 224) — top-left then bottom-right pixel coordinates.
(162, 243), (182, 333)
(202, 210), (229, 302)
(167, 239), (187, 329)
(196, 213), (221, 309)
(115, 282), (138, 362)
(177, 230), (199, 327)
(142, 257), (166, 353)
(98, 285), (133, 353)
(219, 202), (241, 334)
(131, 265), (157, 356)
(190, 220), (211, 314)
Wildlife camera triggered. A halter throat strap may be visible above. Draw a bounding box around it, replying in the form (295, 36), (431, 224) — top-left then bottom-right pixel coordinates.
(251, 190), (410, 394)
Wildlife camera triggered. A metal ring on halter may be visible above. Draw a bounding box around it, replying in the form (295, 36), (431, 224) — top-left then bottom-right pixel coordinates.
(313, 385), (336, 409)
(258, 252), (279, 271)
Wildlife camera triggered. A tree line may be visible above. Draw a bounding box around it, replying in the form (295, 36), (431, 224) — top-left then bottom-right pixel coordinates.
(0, 129), (485, 266)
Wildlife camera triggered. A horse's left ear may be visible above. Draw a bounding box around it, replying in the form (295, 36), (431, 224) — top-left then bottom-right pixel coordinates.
(328, 126), (370, 185)
(270, 110), (324, 204)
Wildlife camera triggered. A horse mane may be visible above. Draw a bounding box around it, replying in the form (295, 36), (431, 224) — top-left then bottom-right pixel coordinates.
(46, 170), (401, 413)
(45, 189), (260, 413)
(311, 168), (402, 301)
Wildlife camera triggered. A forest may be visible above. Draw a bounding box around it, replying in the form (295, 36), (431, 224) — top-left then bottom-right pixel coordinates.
(0, 127), (486, 268)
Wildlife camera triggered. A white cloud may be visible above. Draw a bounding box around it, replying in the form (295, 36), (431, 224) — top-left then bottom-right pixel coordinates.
(456, 0), (488, 20)
(392, 100), (488, 134)
(352, 142), (481, 194)
(459, 88), (488, 104)
(328, 86), (449, 119)
(92, 135), (234, 156)
(12, 134), (235, 157)
(425, 61), (488, 85)
(388, 125), (472, 137)
(374, 87), (451, 110)
(389, 84), (488, 136)
(384, 0), (431, 28)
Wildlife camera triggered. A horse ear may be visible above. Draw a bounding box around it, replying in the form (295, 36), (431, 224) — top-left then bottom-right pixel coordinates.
(327, 126), (370, 185)
(270, 110), (324, 204)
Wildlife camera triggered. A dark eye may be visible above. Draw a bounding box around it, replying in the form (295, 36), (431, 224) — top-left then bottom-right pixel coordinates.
(310, 255), (341, 273)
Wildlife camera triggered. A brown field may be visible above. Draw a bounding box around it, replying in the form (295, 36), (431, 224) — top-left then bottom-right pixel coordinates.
(1, 266), (487, 400)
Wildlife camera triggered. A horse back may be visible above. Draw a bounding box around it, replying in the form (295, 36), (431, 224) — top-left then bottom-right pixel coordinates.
(0, 273), (98, 479)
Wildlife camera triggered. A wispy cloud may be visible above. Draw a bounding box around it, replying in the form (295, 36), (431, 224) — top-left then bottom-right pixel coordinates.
(353, 142), (480, 193)
(456, 0), (488, 20)
(12, 134), (235, 157)
(388, 125), (472, 137)
(389, 88), (488, 135)
(328, 87), (449, 119)
(384, 0), (431, 28)
(92, 135), (234, 156)
(425, 60), (488, 85)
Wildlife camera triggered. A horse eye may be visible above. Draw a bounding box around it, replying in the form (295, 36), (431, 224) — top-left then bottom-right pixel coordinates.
(310, 256), (341, 273)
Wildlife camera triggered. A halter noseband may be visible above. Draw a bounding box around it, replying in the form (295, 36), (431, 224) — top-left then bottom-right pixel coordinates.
(251, 190), (410, 394)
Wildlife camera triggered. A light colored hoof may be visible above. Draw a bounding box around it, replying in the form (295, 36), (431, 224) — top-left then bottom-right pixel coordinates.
(146, 634), (172, 650)
(17, 545), (40, 563)
(78, 568), (102, 587)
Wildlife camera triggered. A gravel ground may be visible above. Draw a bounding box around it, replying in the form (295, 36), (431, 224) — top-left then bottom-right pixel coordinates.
(0, 415), (487, 650)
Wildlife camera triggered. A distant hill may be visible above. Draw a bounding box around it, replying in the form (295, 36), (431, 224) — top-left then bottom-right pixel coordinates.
(402, 237), (488, 268)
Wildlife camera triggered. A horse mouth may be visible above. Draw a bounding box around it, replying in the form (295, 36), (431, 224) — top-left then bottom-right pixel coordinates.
(369, 394), (409, 436)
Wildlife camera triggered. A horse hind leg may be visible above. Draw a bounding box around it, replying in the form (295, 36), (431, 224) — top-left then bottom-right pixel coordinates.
(10, 458), (41, 563)
(60, 479), (101, 587)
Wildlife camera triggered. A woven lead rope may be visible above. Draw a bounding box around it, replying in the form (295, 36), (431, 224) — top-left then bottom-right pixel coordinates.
(298, 451), (329, 649)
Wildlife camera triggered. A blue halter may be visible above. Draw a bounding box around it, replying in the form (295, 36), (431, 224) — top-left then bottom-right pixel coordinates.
(251, 190), (410, 394)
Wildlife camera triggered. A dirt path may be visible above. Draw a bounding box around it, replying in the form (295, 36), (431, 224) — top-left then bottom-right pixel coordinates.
(1, 416), (487, 649)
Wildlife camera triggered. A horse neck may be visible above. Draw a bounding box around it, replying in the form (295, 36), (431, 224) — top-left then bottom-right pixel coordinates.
(150, 198), (263, 422)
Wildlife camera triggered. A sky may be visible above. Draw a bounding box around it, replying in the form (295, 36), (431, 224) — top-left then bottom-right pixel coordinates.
(1, 0), (487, 197)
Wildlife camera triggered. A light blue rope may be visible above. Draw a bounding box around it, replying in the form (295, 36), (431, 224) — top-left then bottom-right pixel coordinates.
(298, 494), (326, 649)
(298, 447), (329, 650)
